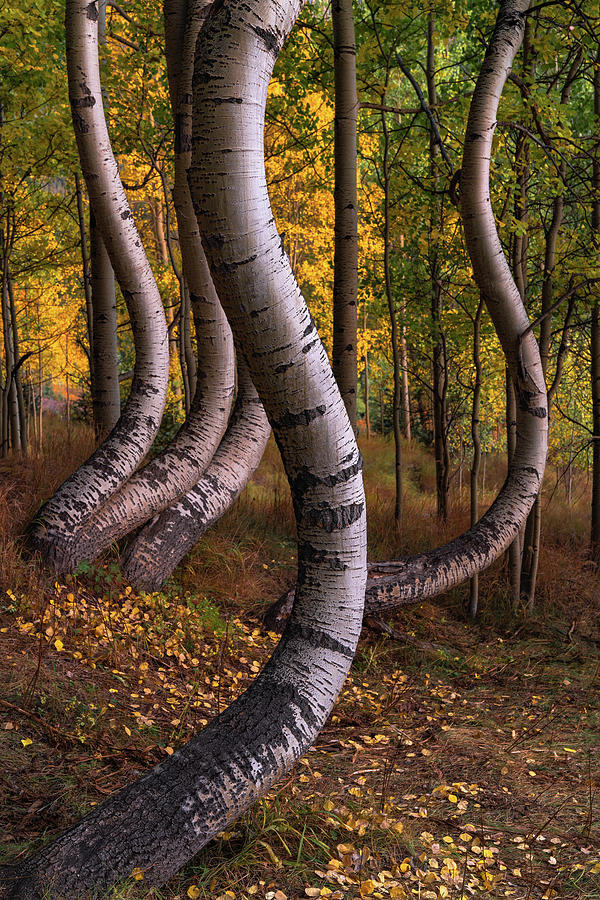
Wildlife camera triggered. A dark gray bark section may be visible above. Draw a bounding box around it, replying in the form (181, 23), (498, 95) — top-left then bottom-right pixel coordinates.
(123, 360), (270, 590)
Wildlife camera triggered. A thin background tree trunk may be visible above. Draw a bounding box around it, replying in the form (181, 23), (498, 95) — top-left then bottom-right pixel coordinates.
(363, 304), (370, 438)
(331, 0), (358, 429)
(520, 46), (580, 608)
(591, 46), (600, 564)
(381, 99), (402, 524)
(427, 13), (449, 521)
(75, 171), (94, 389)
(7, 271), (26, 455)
(505, 368), (521, 607)
(89, 210), (120, 435)
(469, 298), (484, 618)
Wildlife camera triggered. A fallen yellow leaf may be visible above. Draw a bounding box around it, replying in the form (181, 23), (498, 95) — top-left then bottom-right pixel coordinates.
(390, 888), (407, 899)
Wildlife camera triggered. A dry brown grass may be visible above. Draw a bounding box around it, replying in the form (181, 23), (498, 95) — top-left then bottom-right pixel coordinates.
(1, 421), (598, 626)
(1, 421), (600, 898)
(0, 416), (95, 602)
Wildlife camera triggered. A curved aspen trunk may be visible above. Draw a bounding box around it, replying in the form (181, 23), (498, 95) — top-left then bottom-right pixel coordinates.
(123, 360), (270, 590)
(46, 0), (236, 573)
(363, 0), (547, 611)
(331, 0), (358, 428)
(258, 0), (549, 627)
(89, 211), (120, 435)
(27, 0), (169, 569)
(0, 0), (366, 894)
(364, 0), (547, 611)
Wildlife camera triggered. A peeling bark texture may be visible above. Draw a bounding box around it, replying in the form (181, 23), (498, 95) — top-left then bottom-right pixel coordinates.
(331, 0), (358, 428)
(0, 0), (366, 894)
(27, 0), (169, 569)
(89, 211), (120, 436)
(123, 360), (270, 590)
(41, 0), (236, 574)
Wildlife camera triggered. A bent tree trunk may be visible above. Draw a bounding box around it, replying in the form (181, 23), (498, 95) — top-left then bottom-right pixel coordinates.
(44, 0), (237, 574)
(365, 0), (546, 610)
(123, 359), (270, 590)
(0, 0), (366, 895)
(27, 0), (170, 570)
(266, 0), (547, 627)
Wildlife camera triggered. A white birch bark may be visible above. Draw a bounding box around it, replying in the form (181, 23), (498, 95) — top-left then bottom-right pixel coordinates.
(364, 0), (547, 610)
(27, 0), (170, 568)
(123, 358), (270, 589)
(266, 0), (547, 624)
(43, 0), (236, 573)
(1, 0), (366, 894)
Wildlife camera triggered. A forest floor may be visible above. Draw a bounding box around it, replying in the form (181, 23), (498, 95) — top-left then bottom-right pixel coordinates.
(1, 421), (599, 900)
